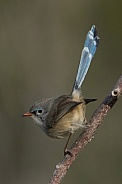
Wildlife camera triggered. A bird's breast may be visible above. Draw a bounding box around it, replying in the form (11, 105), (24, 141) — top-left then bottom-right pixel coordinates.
(46, 102), (86, 139)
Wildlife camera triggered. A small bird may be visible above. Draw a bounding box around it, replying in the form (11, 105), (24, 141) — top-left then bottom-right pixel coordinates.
(23, 25), (100, 155)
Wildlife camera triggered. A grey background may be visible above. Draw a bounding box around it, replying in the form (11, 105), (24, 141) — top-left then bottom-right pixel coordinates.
(0, 0), (122, 184)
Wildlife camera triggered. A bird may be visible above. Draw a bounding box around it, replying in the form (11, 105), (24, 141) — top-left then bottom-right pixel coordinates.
(22, 25), (100, 155)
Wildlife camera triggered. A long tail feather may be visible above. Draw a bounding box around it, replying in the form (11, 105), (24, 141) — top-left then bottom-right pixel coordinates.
(73, 25), (100, 91)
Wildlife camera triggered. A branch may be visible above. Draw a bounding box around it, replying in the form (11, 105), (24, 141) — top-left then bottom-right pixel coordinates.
(49, 75), (122, 184)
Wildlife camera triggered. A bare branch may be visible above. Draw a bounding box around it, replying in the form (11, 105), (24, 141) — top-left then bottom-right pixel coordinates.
(49, 75), (122, 184)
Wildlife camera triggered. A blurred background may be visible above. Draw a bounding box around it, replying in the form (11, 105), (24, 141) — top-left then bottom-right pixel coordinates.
(0, 0), (122, 184)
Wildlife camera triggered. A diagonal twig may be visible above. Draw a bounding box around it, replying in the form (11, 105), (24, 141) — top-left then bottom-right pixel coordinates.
(49, 75), (122, 184)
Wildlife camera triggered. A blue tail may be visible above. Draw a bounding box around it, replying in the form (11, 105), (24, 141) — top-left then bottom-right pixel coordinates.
(73, 25), (100, 91)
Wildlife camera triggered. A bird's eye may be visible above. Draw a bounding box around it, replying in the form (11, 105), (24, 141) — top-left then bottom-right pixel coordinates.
(36, 108), (43, 116)
(38, 109), (43, 113)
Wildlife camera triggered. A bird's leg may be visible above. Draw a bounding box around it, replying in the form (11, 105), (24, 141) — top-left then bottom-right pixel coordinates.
(64, 132), (73, 156)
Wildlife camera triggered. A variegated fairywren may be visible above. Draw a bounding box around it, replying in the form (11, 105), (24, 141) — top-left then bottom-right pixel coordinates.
(22, 25), (99, 155)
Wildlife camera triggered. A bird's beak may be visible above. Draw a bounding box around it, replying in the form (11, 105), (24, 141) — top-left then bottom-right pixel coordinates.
(22, 112), (33, 117)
